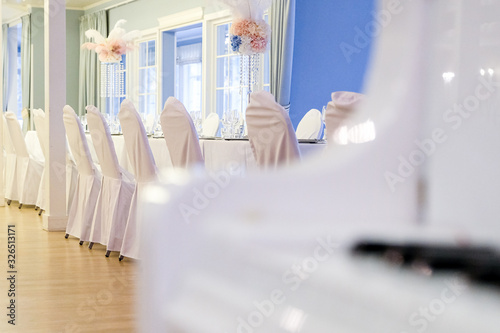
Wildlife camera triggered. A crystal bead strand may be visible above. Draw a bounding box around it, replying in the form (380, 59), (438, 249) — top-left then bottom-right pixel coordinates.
(253, 54), (260, 92)
(240, 55), (244, 97)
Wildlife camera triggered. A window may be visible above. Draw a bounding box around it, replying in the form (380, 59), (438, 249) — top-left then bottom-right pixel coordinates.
(138, 39), (157, 127)
(213, 16), (270, 120)
(161, 23), (203, 113)
(176, 42), (202, 113)
(5, 23), (22, 121)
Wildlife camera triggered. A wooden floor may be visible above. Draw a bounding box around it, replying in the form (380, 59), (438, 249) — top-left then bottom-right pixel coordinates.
(0, 203), (138, 332)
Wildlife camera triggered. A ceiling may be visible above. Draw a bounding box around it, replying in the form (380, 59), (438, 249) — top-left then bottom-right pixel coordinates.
(2, 0), (113, 22)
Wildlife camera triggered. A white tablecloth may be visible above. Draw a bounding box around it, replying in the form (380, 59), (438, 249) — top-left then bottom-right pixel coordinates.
(86, 134), (326, 175)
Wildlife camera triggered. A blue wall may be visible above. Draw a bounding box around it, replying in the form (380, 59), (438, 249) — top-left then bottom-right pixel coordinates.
(89, 0), (376, 127)
(289, 0), (375, 127)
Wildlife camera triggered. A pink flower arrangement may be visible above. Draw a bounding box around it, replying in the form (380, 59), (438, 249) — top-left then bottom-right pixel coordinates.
(82, 20), (140, 62)
(229, 18), (270, 55)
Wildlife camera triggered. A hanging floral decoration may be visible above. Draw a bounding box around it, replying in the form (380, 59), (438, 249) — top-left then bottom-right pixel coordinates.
(81, 20), (141, 62)
(219, 0), (272, 55)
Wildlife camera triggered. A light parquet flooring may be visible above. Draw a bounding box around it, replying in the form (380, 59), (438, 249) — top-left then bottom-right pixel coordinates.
(0, 203), (138, 333)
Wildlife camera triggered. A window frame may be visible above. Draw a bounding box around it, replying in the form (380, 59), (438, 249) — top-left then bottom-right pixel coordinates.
(129, 29), (159, 118)
(158, 20), (205, 118)
(126, 8), (271, 121)
(206, 11), (270, 120)
(5, 21), (23, 120)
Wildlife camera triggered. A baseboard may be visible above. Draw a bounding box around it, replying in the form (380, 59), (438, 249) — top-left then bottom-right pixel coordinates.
(42, 215), (68, 231)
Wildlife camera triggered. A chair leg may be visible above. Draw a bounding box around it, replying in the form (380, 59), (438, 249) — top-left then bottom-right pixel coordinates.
(105, 250), (111, 257)
(7, 200), (11, 205)
(18, 204), (22, 209)
(64, 234), (69, 239)
(79, 241), (84, 246)
(88, 242), (94, 250)
(119, 255), (124, 262)
(38, 209), (43, 216)
(35, 206), (39, 211)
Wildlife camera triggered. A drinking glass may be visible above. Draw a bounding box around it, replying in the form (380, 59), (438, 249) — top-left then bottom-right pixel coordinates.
(80, 114), (87, 132)
(153, 118), (163, 137)
(189, 110), (202, 137)
(111, 117), (121, 134)
(230, 110), (241, 138)
(222, 109), (237, 138)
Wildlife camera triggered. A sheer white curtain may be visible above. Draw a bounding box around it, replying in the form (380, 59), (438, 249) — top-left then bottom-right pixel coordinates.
(78, 11), (107, 116)
(2, 24), (8, 112)
(5, 25), (19, 117)
(21, 15), (31, 132)
(270, 0), (296, 112)
(176, 43), (202, 113)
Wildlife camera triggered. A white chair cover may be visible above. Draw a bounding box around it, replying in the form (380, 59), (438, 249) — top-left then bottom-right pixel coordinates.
(325, 91), (365, 141)
(32, 110), (51, 208)
(160, 97), (204, 169)
(4, 111), (43, 206)
(33, 109), (78, 214)
(65, 144), (79, 215)
(21, 108), (30, 133)
(137, 0), (465, 331)
(86, 105), (135, 253)
(295, 108), (324, 140)
(245, 90), (301, 170)
(3, 115), (18, 202)
(63, 105), (101, 241)
(201, 112), (220, 137)
(118, 99), (159, 260)
(32, 109), (48, 210)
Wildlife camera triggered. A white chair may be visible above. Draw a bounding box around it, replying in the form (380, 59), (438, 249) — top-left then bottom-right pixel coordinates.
(118, 99), (159, 261)
(4, 111), (43, 208)
(32, 109), (48, 212)
(86, 105), (135, 257)
(64, 143), (79, 217)
(245, 90), (301, 170)
(63, 105), (101, 244)
(324, 91), (365, 141)
(21, 107), (30, 133)
(33, 109), (78, 216)
(160, 97), (204, 169)
(137, 0), (457, 331)
(201, 112), (220, 137)
(3, 115), (19, 204)
(295, 108), (324, 140)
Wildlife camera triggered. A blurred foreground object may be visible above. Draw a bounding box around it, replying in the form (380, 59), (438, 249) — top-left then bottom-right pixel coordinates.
(139, 0), (500, 332)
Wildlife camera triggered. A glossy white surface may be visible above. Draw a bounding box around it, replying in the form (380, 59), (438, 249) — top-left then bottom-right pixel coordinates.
(130, 0), (500, 330)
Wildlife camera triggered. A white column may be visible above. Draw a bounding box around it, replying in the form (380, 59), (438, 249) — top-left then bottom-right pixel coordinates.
(43, 0), (67, 230)
(0, 2), (4, 207)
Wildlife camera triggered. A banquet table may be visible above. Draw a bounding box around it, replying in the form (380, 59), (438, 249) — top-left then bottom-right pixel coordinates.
(23, 131), (325, 176)
(87, 134), (325, 175)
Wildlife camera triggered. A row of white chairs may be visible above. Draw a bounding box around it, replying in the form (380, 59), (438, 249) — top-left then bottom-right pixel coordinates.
(3, 112), (45, 210)
(2, 90), (363, 261)
(63, 96), (211, 260)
